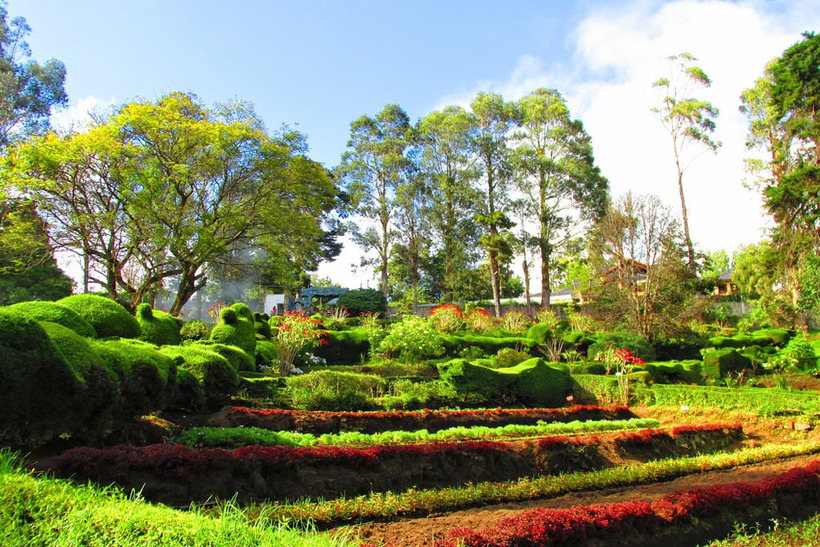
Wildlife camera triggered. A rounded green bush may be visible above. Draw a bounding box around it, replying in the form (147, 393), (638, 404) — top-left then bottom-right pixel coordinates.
(209, 302), (256, 359)
(587, 332), (656, 362)
(0, 309), (85, 446)
(180, 319), (210, 341)
(500, 358), (572, 407)
(170, 367), (206, 412)
(254, 312), (272, 338)
(255, 338), (277, 367)
(40, 321), (119, 439)
(337, 288), (387, 317)
(703, 348), (752, 379)
(136, 303), (182, 346)
(159, 345), (239, 409)
(3, 301), (96, 338)
(92, 339), (178, 418)
(58, 294), (141, 339)
(493, 347), (531, 368)
(526, 323), (552, 344)
(190, 341), (254, 372)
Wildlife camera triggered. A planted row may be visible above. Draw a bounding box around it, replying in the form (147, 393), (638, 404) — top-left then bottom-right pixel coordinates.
(39, 424), (740, 506)
(178, 417), (661, 449)
(214, 405), (634, 434)
(434, 459), (820, 547)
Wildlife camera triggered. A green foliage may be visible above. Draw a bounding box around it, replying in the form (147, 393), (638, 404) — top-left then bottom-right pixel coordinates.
(209, 302), (256, 360)
(180, 319), (210, 341)
(441, 333), (536, 357)
(437, 357), (571, 406)
(337, 288), (387, 316)
(645, 384), (820, 416)
(571, 374), (622, 406)
(135, 303), (182, 346)
(642, 361), (702, 384)
(587, 332), (657, 362)
(702, 348), (752, 379)
(238, 372), (279, 400)
(158, 345), (238, 409)
(493, 347), (532, 368)
(775, 337), (817, 370)
(255, 338), (278, 367)
(253, 312), (272, 338)
(57, 294), (141, 339)
(2, 301), (95, 337)
(377, 315), (444, 361)
(312, 329), (370, 365)
(526, 323), (552, 344)
(285, 370), (386, 411)
(40, 322), (118, 440)
(172, 367), (206, 412)
(379, 379), (458, 410)
(91, 339), (178, 419)
(0, 309), (84, 446)
(191, 341), (255, 372)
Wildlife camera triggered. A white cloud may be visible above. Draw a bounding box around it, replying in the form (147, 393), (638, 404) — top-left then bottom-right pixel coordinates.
(51, 95), (117, 134)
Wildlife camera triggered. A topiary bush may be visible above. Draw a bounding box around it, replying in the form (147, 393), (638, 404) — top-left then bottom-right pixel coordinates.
(587, 332), (656, 362)
(526, 323), (552, 345)
(255, 338), (278, 368)
(40, 321), (119, 441)
(643, 360), (703, 384)
(702, 348), (752, 379)
(0, 309), (85, 446)
(136, 303), (182, 346)
(209, 302), (256, 360)
(158, 345), (239, 409)
(180, 319), (210, 341)
(437, 359), (508, 402)
(58, 294), (141, 339)
(498, 358), (572, 407)
(253, 312), (272, 338)
(171, 368), (206, 412)
(312, 329), (370, 365)
(377, 315), (444, 361)
(3, 301), (96, 338)
(285, 370), (385, 410)
(91, 339), (178, 419)
(493, 347), (532, 369)
(337, 288), (387, 317)
(440, 334), (537, 358)
(190, 341), (254, 372)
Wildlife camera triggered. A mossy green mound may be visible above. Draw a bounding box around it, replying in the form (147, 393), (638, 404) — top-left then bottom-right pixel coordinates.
(159, 345), (239, 409)
(209, 302), (256, 360)
(58, 294), (140, 339)
(136, 303), (182, 346)
(3, 301), (96, 338)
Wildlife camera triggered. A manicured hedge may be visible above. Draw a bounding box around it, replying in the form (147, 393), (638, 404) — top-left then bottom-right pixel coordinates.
(209, 302), (256, 359)
(136, 303), (182, 346)
(312, 329), (370, 365)
(58, 294), (141, 339)
(643, 384), (820, 416)
(703, 348), (751, 378)
(2, 301), (96, 338)
(587, 331), (656, 362)
(0, 310), (85, 445)
(441, 334), (538, 358)
(159, 345), (239, 409)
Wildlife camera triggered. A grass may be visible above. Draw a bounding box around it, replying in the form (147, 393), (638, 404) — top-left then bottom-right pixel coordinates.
(706, 514), (820, 546)
(175, 417), (661, 448)
(643, 384), (820, 416)
(0, 449), (350, 547)
(238, 439), (820, 526)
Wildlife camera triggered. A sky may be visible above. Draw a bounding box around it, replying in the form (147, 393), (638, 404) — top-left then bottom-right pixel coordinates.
(7, 0), (820, 291)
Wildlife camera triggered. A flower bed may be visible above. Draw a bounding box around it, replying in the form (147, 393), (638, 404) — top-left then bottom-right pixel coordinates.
(210, 405), (635, 434)
(38, 424), (741, 506)
(432, 459), (820, 547)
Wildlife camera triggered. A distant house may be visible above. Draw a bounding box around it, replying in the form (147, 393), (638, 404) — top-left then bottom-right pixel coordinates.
(714, 271), (738, 296)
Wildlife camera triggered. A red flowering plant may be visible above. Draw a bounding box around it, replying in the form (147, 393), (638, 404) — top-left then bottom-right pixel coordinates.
(464, 307), (497, 333)
(428, 304), (465, 333)
(595, 344), (645, 405)
(273, 311), (328, 376)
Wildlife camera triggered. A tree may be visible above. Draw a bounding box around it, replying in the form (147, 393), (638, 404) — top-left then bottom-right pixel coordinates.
(512, 88), (609, 308)
(0, 2), (67, 147)
(470, 92), (517, 317)
(338, 103), (413, 298)
(741, 32), (820, 329)
(652, 53), (720, 269)
(416, 106), (482, 303)
(0, 195), (73, 304)
(590, 192), (702, 339)
(6, 93), (338, 315)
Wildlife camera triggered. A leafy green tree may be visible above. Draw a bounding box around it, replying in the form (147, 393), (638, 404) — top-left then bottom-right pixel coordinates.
(416, 106), (482, 303)
(0, 196), (72, 304)
(338, 103), (413, 298)
(512, 88), (609, 308)
(470, 92), (517, 316)
(652, 53), (720, 268)
(0, 1), (67, 146)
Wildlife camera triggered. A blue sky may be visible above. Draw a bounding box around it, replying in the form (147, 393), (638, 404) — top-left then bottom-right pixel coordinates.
(7, 0), (820, 289)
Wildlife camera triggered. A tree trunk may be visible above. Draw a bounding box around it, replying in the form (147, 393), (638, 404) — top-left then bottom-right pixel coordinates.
(540, 239), (551, 309)
(676, 159), (696, 270)
(522, 253), (532, 318)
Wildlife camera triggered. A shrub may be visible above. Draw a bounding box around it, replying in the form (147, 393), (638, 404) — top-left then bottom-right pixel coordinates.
(136, 303), (182, 346)
(2, 301), (96, 338)
(92, 339), (178, 418)
(561, 330), (596, 353)
(526, 323), (552, 345)
(702, 348), (752, 379)
(312, 329), (370, 365)
(285, 370), (385, 410)
(58, 294), (141, 339)
(754, 327), (793, 347)
(587, 332), (656, 362)
(209, 302), (256, 359)
(171, 368), (206, 412)
(271, 311), (328, 375)
(40, 322), (119, 440)
(255, 338), (278, 368)
(253, 312), (272, 338)
(501, 311), (530, 334)
(380, 379), (458, 410)
(493, 347), (532, 368)
(158, 345), (239, 409)
(180, 319), (210, 341)
(378, 315), (444, 361)
(337, 288), (387, 317)
(464, 307), (496, 333)
(191, 341), (254, 372)
(643, 361), (702, 384)
(441, 334), (537, 357)
(428, 304), (464, 333)
(499, 358), (572, 407)
(0, 310), (87, 446)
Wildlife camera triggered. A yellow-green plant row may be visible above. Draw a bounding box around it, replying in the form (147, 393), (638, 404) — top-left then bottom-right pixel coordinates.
(177, 417), (661, 449)
(0, 450), (350, 547)
(244, 440), (820, 526)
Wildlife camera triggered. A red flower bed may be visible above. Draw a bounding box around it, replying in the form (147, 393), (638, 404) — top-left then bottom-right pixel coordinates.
(435, 459), (820, 547)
